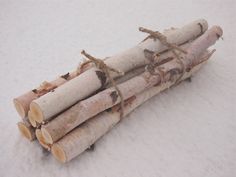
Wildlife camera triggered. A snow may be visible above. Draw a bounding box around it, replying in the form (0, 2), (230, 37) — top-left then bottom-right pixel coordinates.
(0, 0), (235, 176)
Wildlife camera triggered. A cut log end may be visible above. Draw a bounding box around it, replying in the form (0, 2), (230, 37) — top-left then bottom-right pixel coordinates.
(17, 122), (34, 141)
(35, 129), (51, 150)
(212, 25), (223, 37)
(28, 111), (37, 127)
(41, 127), (53, 144)
(30, 102), (44, 123)
(51, 144), (66, 163)
(13, 99), (26, 118)
(198, 19), (208, 32)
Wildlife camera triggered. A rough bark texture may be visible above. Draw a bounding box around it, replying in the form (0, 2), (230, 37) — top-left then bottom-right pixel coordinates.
(30, 19), (208, 123)
(51, 58), (208, 163)
(41, 26), (222, 144)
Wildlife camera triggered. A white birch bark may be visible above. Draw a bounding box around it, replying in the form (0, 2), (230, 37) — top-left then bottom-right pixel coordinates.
(13, 71), (78, 118)
(110, 41), (192, 86)
(51, 59), (207, 163)
(41, 25), (222, 144)
(30, 19), (208, 122)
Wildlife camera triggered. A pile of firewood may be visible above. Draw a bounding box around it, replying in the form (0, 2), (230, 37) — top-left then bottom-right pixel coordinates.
(14, 19), (222, 163)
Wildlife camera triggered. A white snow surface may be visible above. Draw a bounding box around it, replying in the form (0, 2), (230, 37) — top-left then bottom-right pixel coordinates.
(0, 0), (235, 177)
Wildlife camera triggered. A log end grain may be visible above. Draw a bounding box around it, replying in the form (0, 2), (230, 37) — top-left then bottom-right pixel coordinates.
(35, 129), (51, 150)
(30, 102), (44, 123)
(198, 19), (208, 33)
(13, 99), (26, 118)
(212, 25), (223, 38)
(28, 111), (37, 127)
(51, 144), (66, 163)
(17, 122), (34, 141)
(41, 127), (53, 144)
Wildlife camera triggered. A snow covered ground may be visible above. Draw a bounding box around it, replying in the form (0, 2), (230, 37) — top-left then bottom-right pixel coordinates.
(0, 0), (235, 176)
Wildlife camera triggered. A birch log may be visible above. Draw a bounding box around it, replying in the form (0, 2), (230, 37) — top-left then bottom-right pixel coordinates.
(111, 41), (192, 86)
(51, 58), (207, 163)
(35, 129), (51, 150)
(41, 26), (222, 144)
(32, 41), (193, 124)
(28, 43), (182, 124)
(13, 71), (78, 118)
(28, 110), (39, 127)
(30, 19), (208, 123)
(17, 118), (36, 141)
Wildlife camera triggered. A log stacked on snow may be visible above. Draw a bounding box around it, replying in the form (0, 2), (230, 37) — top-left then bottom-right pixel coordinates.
(14, 19), (223, 163)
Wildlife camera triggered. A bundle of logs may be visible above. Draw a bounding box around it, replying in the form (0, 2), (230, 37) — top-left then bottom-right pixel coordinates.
(14, 19), (222, 163)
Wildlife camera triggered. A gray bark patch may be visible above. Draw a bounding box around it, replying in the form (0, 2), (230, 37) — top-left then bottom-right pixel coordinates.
(144, 49), (155, 60)
(95, 70), (107, 88)
(110, 91), (118, 104)
(60, 72), (70, 80)
(198, 22), (203, 34)
(86, 144), (95, 151)
(168, 68), (181, 81)
(32, 89), (38, 93)
(216, 33), (221, 39)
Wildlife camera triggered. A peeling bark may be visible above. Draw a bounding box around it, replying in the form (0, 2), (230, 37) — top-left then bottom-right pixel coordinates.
(51, 59), (208, 163)
(31, 19), (209, 123)
(41, 26), (222, 145)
